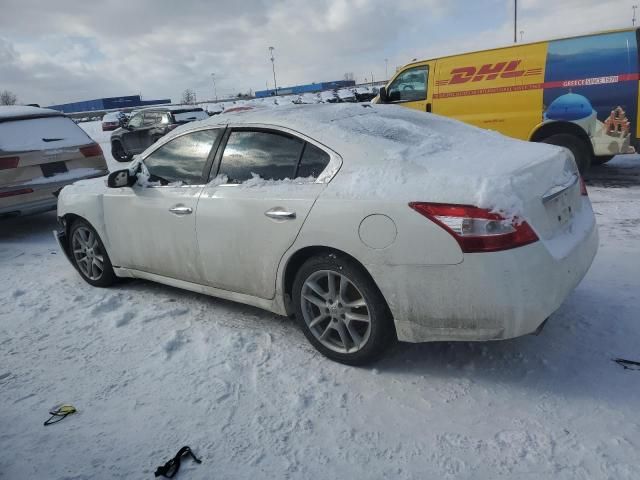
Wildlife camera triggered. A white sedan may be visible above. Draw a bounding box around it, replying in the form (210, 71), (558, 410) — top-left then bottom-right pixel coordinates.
(55, 104), (598, 364)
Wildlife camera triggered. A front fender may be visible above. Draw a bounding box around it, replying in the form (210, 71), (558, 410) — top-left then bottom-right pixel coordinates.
(57, 181), (112, 261)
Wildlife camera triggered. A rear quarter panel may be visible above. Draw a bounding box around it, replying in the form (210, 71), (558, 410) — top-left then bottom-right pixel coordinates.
(278, 195), (465, 297)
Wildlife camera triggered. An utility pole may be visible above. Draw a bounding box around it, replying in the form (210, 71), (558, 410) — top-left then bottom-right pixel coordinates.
(269, 46), (278, 96)
(520, 30), (524, 42)
(633, 5), (638, 26)
(210, 73), (217, 102)
(385, 58), (388, 81)
(514, 0), (518, 43)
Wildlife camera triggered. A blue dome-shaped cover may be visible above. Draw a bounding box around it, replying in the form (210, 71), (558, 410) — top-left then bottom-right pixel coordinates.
(544, 93), (594, 121)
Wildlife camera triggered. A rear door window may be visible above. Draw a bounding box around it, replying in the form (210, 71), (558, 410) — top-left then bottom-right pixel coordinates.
(0, 116), (93, 152)
(143, 129), (221, 185)
(217, 130), (304, 183)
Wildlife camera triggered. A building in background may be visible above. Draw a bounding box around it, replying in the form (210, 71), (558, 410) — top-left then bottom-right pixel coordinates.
(255, 80), (356, 98)
(47, 95), (171, 114)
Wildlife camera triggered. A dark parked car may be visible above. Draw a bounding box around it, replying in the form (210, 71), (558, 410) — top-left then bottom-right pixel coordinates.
(110, 106), (209, 162)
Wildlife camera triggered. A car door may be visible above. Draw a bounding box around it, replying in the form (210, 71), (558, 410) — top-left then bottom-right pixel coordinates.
(196, 127), (336, 299)
(121, 112), (145, 154)
(103, 128), (224, 283)
(385, 63), (434, 113)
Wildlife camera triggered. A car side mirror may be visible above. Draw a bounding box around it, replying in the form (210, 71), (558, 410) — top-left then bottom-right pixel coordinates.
(107, 169), (135, 188)
(378, 86), (388, 103)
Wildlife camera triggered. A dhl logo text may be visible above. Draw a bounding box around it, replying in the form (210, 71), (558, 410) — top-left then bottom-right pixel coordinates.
(436, 61), (543, 86)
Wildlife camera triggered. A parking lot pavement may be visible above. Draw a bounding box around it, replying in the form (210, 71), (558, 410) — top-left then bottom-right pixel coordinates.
(0, 158), (639, 479)
(587, 155), (640, 188)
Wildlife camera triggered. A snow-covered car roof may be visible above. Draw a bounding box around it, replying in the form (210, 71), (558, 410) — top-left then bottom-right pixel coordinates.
(0, 105), (63, 122)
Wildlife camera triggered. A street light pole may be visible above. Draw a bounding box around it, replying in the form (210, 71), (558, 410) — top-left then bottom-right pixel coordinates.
(385, 58), (388, 81)
(520, 30), (524, 42)
(269, 46), (278, 96)
(210, 73), (217, 102)
(514, 0), (518, 43)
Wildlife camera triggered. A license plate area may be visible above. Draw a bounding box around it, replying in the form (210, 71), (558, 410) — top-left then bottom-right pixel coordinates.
(546, 190), (574, 227)
(41, 161), (68, 178)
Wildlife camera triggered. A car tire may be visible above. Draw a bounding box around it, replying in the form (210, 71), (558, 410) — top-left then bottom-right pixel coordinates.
(111, 141), (132, 162)
(542, 134), (592, 174)
(292, 253), (394, 365)
(592, 155), (615, 166)
(69, 219), (117, 288)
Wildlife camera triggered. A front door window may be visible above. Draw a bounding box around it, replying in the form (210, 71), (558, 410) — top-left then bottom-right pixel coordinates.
(143, 129), (221, 185)
(387, 66), (429, 103)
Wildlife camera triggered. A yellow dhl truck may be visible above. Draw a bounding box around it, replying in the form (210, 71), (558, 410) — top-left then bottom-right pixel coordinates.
(376, 28), (639, 172)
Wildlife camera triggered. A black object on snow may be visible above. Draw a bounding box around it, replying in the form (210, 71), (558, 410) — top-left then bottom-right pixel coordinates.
(154, 446), (202, 478)
(43, 404), (77, 426)
(613, 358), (640, 371)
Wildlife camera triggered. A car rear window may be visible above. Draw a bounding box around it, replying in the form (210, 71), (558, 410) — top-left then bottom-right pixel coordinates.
(172, 110), (209, 123)
(0, 116), (93, 152)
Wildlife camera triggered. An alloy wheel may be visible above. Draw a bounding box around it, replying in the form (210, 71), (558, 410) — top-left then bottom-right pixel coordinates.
(71, 226), (105, 281)
(300, 270), (371, 354)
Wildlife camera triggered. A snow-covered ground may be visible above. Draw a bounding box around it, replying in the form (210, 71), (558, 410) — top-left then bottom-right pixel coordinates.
(1, 142), (639, 477)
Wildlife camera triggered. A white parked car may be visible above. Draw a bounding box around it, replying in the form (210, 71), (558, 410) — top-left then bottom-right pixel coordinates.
(55, 104), (598, 364)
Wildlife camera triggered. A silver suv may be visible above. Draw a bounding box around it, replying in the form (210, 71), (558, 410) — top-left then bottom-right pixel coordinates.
(0, 106), (108, 217)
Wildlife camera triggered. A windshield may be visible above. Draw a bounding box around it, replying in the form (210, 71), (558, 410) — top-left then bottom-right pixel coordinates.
(0, 116), (93, 152)
(172, 110), (209, 123)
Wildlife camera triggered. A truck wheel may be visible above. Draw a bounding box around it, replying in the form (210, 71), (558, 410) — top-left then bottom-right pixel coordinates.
(292, 253), (394, 365)
(111, 141), (132, 162)
(542, 134), (592, 174)
(592, 155), (615, 166)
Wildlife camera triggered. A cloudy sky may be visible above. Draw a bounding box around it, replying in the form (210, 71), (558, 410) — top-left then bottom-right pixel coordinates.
(0, 0), (637, 106)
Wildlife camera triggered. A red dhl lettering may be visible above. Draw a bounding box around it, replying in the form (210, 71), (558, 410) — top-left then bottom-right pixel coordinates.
(441, 60), (540, 86)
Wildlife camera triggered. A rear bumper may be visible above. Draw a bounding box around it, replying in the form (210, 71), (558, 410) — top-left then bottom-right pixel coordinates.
(369, 213), (599, 343)
(0, 169), (108, 217)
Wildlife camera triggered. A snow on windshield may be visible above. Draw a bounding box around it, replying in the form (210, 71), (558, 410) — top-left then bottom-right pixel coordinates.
(173, 110), (209, 122)
(0, 116), (93, 152)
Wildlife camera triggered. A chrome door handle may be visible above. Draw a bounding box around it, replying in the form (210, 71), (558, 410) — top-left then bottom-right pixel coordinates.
(169, 206), (193, 215)
(265, 209), (296, 220)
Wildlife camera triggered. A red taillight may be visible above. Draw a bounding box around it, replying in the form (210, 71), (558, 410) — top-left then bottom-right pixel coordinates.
(0, 156), (20, 170)
(409, 202), (539, 253)
(579, 176), (588, 196)
(79, 144), (103, 157)
(0, 188), (34, 198)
